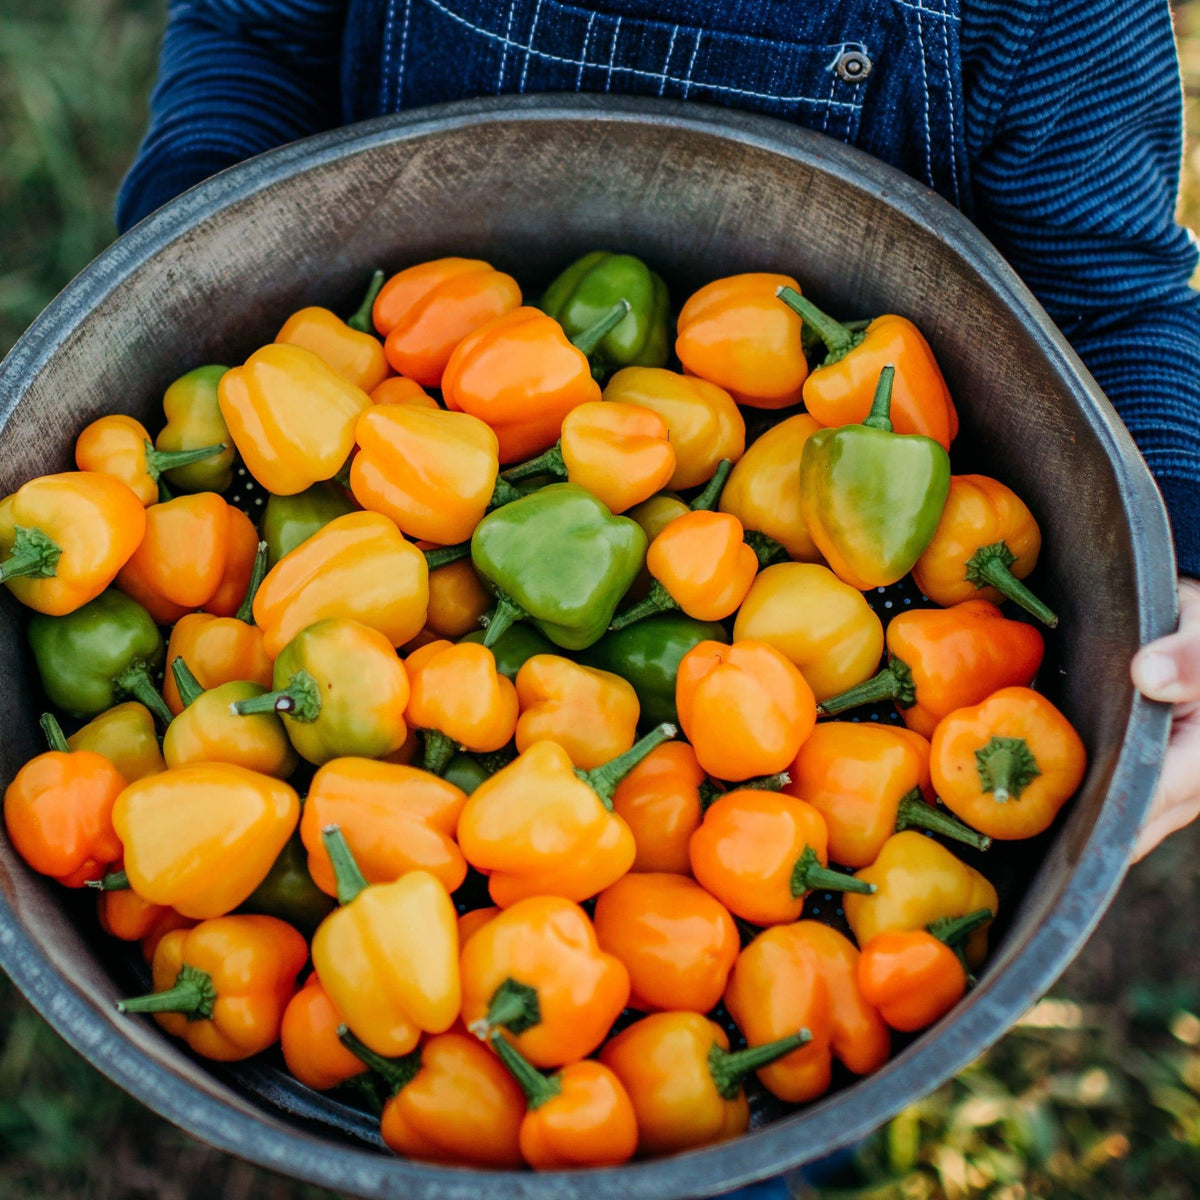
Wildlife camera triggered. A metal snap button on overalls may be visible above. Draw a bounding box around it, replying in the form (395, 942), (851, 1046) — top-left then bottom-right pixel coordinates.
(834, 49), (872, 83)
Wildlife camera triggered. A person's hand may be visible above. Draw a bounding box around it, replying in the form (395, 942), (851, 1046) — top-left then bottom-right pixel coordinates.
(1131, 578), (1200, 860)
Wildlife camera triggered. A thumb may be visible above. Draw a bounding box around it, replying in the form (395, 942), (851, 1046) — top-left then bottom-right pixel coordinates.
(1131, 580), (1200, 704)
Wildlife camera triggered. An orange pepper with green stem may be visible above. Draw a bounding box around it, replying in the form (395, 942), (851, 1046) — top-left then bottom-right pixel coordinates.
(600, 1011), (811, 1155)
(675, 273), (808, 408)
(116, 914), (307, 1061)
(610, 740), (706, 874)
(0, 472), (145, 616)
(460, 894), (630, 1068)
(931, 686), (1087, 839)
(514, 654), (638, 770)
(369, 375), (439, 407)
(95, 872), (194, 960)
(154, 365), (236, 493)
(67, 702), (165, 781)
(817, 599), (1045, 735)
(913, 474), (1057, 627)
(281, 972), (369, 1091)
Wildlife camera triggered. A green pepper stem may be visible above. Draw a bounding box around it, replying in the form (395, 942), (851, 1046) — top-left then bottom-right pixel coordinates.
(503, 443), (567, 483)
(742, 771), (792, 792)
(475, 977), (542, 1036)
(230, 670), (321, 721)
(143, 440), (228, 483)
(85, 868), (130, 891)
(157, 478), (175, 502)
(690, 459), (734, 512)
(608, 579), (677, 631)
(171, 656), (205, 709)
(346, 269), (386, 333)
(117, 963), (216, 1020)
(775, 287), (862, 363)
(583, 722), (677, 808)
(975, 735), (1041, 803)
(235, 541), (270, 624)
(39, 712), (70, 753)
(489, 1030), (561, 1110)
(336, 1024), (421, 1094)
(896, 790), (992, 853)
(570, 299), (631, 357)
(475, 748), (516, 774)
(928, 908), (993, 949)
(114, 662), (175, 730)
(790, 844), (876, 898)
(817, 658), (916, 715)
(863, 365), (896, 432)
(964, 542), (1059, 628)
(423, 543), (472, 571)
(481, 596), (526, 649)
(708, 1030), (812, 1100)
(322, 824), (369, 906)
(744, 530), (790, 568)
(422, 729), (457, 776)
(0, 526), (62, 582)
(489, 477), (525, 508)
(343, 1071), (385, 1116)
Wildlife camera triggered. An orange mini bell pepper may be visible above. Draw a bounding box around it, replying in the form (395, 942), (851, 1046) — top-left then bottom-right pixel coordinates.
(457, 725), (673, 906)
(253, 511), (429, 657)
(67, 702), (165, 782)
(0, 472), (145, 615)
(96, 875), (194, 961)
(844, 831), (999, 968)
(732, 563), (884, 703)
(275, 270), (390, 393)
(931, 686), (1087, 840)
(373, 257), (522, 387)
(162, 615), (272, 717)
(514, 653), (638, 770)
(351, 405), (502, 544)
(675, 273), (808, 408)
(459, 894), (630, 1068)
(4, 714), (125, 887)
(421, 549), (491, 638)
(913, 474), (1057, 627)
(74, 413), (228, 507)
(611, 740), (706, 874)
(370, 375), (439, 408)
(311, 826), (460, 1056)
(593, 872), (739, 1012)
(488, 1032), (638, 1169)
(459, 905), (501, 944)
(117, 914), (307, 1061)
(200, 505), (260, 618)
(676, 640), (817, 781)
(777, 288), (958, 449)
(280, 972), (369, 1090)
(690, 790), (873, 926)
(299, 756), (467, 895)
(788, 722), (990, 867)
(404, 639), (518, 774)
(218, 343), (372, 494)
(600, 1011), (810, 1156)
(818, 600), (1046, 736)
(113, 763), (300, 918)
(857, 908), (993, 1032)
(625, 493), (689, 599)
(603, 367), (745, 489)
(339, 1027), (524, 1167)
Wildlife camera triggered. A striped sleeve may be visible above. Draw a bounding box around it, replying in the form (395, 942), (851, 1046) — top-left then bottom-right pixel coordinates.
(964, 0), (1200, 576)
(116, 0), (346, 232)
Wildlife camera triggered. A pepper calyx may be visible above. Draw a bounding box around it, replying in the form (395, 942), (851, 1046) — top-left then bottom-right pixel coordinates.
(503, 443), (568, 484)
(423, 543), (472, 571)
(790, 844), (876, 899)
(964, 541), (1059, 628)
(117, 962), (216, 1021)
(744, 530), (790, 569)
(482, 977), (542, 1036)
(583, 722), (677, 808)
(0, 525), (62, 582)
(975, 735), (1041, 803)
(707, 1029), (811, 1100)
(480, 595), (526, 649)
(609, 579), (677, 631)
(231, 669), (321, 721)
(337, 1023), (421, 1094)
(421, 728), (457, 776)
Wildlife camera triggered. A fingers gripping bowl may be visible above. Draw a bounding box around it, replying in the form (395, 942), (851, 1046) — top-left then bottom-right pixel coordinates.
(0, 97), (1176, 1197)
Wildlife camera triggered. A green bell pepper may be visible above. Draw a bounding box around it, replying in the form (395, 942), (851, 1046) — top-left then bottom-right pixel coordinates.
(240, 833), (336, 937)
(581, 612), (730, 728)
(27, 590), (172, 726)
(262, 481), (357, 566)
(541, 251), (670, 371)
(471, 483), (647, 652)
(459, 623), (555, 679)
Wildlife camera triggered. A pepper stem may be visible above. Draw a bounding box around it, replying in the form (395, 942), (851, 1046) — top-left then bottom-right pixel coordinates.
(776, 287), (862, 362)
(85, 868), (130, 891)
(570, 299), (631, 357)
(336, 1024), (421, 1094)
(489, 1030), (562, 1110)
(489, 477), (525, 507)
(171, 656), (205, 709)
(744, 530), (790, 568)
(690, 459), (734, 512)
(582, 723), (677, 808)
(481, 596), (526, 649)
(143, 440), (228, 483)
(817, 657), (916, 715)
(0, 526), (62, 582)
(235, 541), (270, 624)
(322, 824), (369, 906)
(702, 772), (792, 811)
(503, 443), (567, 483)
(708, 1030), (812, 1100)
(863, 365), (896, 432)
(39, 712), (69, 753)
(423, 543), (472, 571)
(896, 790), (992, 852)
(928, 908), (993, 948)
(346, 269), (386, 333)
(117, 963), (216, 1020)
(975, 735), (1041, 803)
(114, 662), (175, 730)
(230, 670), (321, 721)
(475, 977), (541, 1036)
(422, 729), (456, 776)
(790, 844), (876, 898)
(964, 542), (1059, 628)
(608, 579), (677, 631)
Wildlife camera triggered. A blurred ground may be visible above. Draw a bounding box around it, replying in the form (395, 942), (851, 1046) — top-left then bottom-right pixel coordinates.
(3, 2), (1200, 1198)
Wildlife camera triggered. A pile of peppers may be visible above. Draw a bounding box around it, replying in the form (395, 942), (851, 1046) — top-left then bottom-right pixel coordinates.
(1, 249), (1089, 1170)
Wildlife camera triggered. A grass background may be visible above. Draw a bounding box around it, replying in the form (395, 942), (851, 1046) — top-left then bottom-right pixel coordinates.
(3, 2), (1200, 1196)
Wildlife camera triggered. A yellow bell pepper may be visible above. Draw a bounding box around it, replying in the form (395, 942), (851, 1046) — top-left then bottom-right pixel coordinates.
(67, 702), (165, 782)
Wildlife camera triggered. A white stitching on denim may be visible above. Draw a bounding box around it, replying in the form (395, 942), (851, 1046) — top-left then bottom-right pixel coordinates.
(382, 0), (397, 109)
(576, 10), (596, 89)
(605, 15), (621, 92)
(889, 0), (953, 20)
(418, 0), (863, 108)
(393, 0), (413, 109)
(681, 28), (701, 99)
(659, 24), (679, 96)
(820, 58), (836, 133)
(912, 5), (934, 186)
(939, 0), (962, 206)
(519, 0), (543, 92)
(497, 0), (516, 92)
